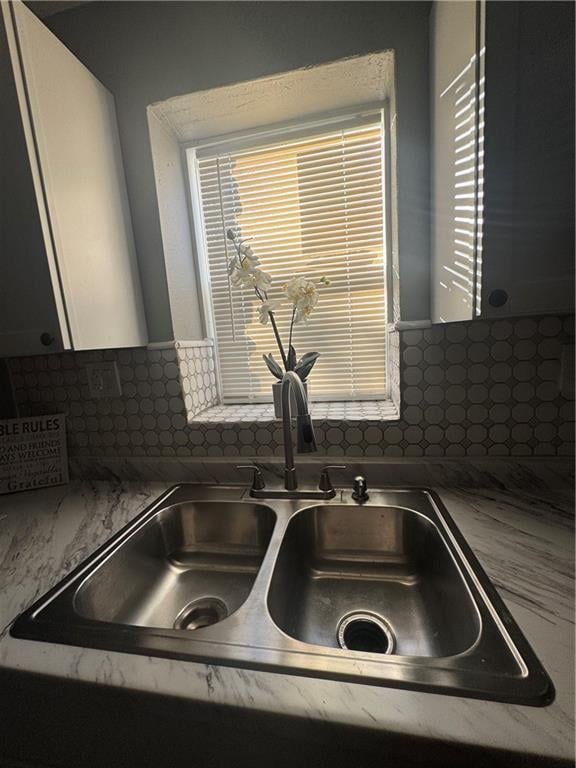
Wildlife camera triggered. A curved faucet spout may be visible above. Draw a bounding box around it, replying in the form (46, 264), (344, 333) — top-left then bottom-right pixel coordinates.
(281, 371), (318, 490)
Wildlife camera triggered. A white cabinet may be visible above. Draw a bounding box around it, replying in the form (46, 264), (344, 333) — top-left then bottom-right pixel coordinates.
(431, 0), (574, 323)
(430, 0), (482, 324)
(0, 1), (147, 356)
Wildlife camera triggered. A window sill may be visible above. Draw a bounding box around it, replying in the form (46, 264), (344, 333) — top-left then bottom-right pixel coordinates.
(190, 399), (400, 424)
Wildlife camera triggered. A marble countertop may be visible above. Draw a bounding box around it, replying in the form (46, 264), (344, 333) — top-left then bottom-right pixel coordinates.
(0, 469), (573, 762)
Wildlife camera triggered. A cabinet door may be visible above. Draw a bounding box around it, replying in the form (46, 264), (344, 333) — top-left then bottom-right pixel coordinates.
(432, 1), (574, 322)
(8, 1), (147, 350)
(430, 0), (482, 324)
(481, 1), (575, 317)
(0, 5), (69, 356)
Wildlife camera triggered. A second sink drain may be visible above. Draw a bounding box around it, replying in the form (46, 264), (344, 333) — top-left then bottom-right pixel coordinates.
(174, 597), (228, 631)
(337, 612), (396, 655)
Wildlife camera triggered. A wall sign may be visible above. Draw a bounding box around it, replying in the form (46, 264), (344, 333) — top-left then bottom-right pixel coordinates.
(0, 414), (69, 495)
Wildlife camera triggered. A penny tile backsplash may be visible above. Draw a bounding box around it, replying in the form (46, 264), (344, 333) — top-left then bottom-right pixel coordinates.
(7, 314), (574, 459)
(175, 341), (219, 421)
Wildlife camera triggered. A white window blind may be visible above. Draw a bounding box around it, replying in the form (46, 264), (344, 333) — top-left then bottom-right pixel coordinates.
(193, 120), (387, 404)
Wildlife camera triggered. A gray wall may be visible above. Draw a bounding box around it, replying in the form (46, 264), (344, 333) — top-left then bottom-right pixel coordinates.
(46, 1), (432, 341)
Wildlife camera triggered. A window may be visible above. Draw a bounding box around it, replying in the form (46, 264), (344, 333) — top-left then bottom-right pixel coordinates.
(190, 114), (388, 404)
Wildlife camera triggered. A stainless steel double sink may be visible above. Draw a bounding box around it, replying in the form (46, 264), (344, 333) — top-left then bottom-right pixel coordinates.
(11, 485), (553, 705)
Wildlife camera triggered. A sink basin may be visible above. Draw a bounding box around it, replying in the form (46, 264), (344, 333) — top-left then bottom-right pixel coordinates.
(74, 501), (276, 631)
(11, 485), (554, 706)
(268, 505), (480, 657)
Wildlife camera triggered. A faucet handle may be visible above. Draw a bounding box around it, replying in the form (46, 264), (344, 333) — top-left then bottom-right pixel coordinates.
(236, 465), (266, 491)
(318, 465), (346, 493)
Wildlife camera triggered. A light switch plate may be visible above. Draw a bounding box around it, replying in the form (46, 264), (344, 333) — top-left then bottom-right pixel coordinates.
(86, 362), (122, 399)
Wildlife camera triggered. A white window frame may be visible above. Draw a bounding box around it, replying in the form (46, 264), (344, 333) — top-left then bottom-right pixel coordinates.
(186, 104), (393, 405)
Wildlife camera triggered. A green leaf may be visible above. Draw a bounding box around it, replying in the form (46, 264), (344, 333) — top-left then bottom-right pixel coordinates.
(262, 353), (283, 380)
(295, 351), (320, 381)
(296, 352), (319, 366)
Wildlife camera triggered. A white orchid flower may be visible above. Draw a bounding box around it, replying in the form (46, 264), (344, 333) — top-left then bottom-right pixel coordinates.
(283, 276), (318, 323)
(283, 276), (307, 302)
(293, 300), (317, 323)
(258, 300), (282, 325)
(227, 254), (241, 275)
(230, 260), (272, 292)
(251, 268), (273, 292)
(239, 243), (258, 263)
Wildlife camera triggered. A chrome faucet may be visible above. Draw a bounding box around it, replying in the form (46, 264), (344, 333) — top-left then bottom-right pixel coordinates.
(280, 370), (317, 490)
(238, 371), (345, 500)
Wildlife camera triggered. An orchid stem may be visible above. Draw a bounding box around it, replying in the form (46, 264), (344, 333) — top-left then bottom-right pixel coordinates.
(288, 307), (296, 357)
(254, 286), (287, 369)
(268, 312), (288, 370)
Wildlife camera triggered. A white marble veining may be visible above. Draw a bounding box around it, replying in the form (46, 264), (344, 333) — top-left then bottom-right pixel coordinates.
(0, 467), (573, 762)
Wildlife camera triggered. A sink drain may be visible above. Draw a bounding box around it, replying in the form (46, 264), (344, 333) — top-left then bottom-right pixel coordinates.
(337, 613), (395, 655)
(174, 597), (228, 631)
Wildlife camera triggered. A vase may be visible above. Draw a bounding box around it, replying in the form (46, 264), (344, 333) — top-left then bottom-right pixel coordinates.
(272, 380), (309, 419)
